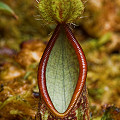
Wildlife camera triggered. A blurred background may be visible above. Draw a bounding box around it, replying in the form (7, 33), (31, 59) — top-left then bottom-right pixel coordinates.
(0, 0), (120, 120)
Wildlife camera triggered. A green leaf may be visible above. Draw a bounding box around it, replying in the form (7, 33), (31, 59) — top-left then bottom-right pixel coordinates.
(67, 0), (84, 23)
(24, 71), (32, 80)
(37, 26), (89, 120)
(50, 0), (71, 23)
(98, 32), (112, 46)
(46, 27), (79, 113)
(38, 0), (84, 23)
(38, 0), (55, 23)
(0, 2), (18, 19)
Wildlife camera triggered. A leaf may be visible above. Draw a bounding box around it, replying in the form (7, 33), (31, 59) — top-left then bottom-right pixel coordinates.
(0, 2), (18, 19)
(46, 27), (79, 113)
(49, 0), (71, 23)
(38, 0), (55, 23)
(98, 32), (112, 46)
(37, 26), (89, 120)
(24, 71), (32, 80)
(67, 0), (84, 23)
(38, 0), (84, 23)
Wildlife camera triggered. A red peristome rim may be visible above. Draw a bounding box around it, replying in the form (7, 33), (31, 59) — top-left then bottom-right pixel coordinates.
(38, 23), (87, 118)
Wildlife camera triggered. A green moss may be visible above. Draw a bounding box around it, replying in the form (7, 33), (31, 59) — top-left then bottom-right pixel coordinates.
(101, 106), (120, 120)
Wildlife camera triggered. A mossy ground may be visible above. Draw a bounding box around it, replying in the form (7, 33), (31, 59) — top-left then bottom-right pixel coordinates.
(0, 0), (120, 120)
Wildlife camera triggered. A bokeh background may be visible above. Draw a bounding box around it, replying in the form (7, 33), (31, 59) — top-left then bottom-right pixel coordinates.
(0, 0), (120, 120)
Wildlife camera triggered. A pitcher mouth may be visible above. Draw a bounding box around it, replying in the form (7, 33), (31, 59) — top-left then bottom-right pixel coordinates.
(38, 23), (87, 118)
